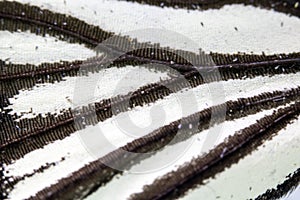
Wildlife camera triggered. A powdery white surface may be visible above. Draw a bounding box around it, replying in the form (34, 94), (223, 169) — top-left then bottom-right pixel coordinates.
(0, 30), (95, 65)
(6, 72), (300, 175)
(7, 66), (170, 118)
(7, 137), (95, 200)
(8, 72), (300, 118)
(85, 107), (283, 200)
(7, 106), (282, 200)
(6, 72), (299, 199)
(181, 117), (300, 200)
(3, 1), (300, 199)
(5, 0), (300, 54)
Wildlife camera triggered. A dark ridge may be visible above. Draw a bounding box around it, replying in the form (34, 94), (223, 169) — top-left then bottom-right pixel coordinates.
(1, 1), (300, 83)
(0, 58), (152, 103)
(26, 88), (299, 200)
(254, 168), (300, 200)
(1, 52), (300, 81)
(123, 0), (300, 17)
(1, 1), (299, 199)
(1, 1), (300, 111)
(2, 58), (300, 162)
(0, 16), (95, 49)
(0, 1), (112, 47)
(1, 55), (299, 115)
(144, 115), (299, 200)
(0, 1), (218, 70)
(0, 60), (84, 81)
(0, 0), (192, 83)
(2, 56), (300, 157)
(1, 53), (299, 105)
(128, 102), (300, 200)
(2, 157), (65, 198)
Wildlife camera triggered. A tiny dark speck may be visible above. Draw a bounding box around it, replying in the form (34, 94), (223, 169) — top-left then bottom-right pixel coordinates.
(281, 22), (284, 27)
(234, 27), (238, 31)
(35, 46), (38, 50)
(201, 22), (204, 27)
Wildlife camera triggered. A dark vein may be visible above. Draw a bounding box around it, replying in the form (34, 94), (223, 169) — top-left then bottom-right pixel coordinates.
(1, 1), (299, 199)
(1, 1), (299, 81)
(25, 88), (300, 200)
(128, 102), (300, 200)
(2, 59), (300, 161)
(122, 0), (300, 17)
(254, 168), (300, 200)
